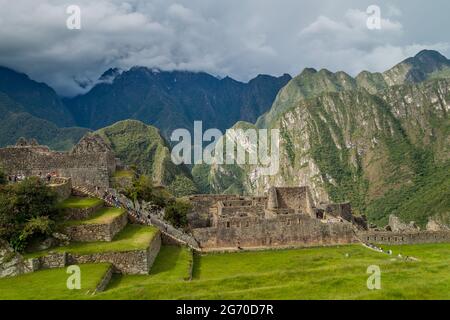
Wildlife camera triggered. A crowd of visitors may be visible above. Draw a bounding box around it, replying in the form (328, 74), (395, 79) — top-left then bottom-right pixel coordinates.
(6, 171), (59, 184)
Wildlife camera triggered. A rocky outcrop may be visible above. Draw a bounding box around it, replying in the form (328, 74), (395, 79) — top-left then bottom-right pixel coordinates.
(388, 215), (420, 233)
(70, 134), (112, 155)
(196, 52), (450, 227)
(0, 240), (32, 278)
(427, 217), (450, 232)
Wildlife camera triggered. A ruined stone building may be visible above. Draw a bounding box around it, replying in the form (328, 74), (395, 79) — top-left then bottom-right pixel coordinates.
(1, 137), (448, 251)
(0, 135), (118, 188)
(188, 187), (363, 249)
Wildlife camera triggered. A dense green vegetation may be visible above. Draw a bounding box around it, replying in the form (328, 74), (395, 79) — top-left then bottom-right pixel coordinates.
(124, 175), (173, 207)
(0, 168), (6, 185)
(164, 199), (191, 229)
(0, 92), (89, 151)
(2, 244), (448, 300)
(122, 175), (192, 228)
(0, 177), (58, 251)
(367, 162), (450, 226)
(96, 120), (197, 197)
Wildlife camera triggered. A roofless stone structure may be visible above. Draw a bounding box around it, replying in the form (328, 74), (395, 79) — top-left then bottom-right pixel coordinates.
(0, 135), (118, 188)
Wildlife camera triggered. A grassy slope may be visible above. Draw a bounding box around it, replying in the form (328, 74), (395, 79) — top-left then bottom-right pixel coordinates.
(0, 263), (111, 300)
(57, 197), (104, 209)
(3, 244), (449, 299)
(97, 244), (449, 300)
(26, 225), (158, 258)
(62, 207), (126, 226)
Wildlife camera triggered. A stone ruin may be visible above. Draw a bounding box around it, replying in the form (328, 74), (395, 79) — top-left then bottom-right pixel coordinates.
(188, 187), (365, 249)
(359, 214), (450, 245)
(0, 135), (118, 188)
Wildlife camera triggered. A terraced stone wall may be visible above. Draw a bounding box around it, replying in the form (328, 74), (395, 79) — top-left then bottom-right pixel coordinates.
(63, 213), (128, 242)
(67, 231), (161, 274)
(360, 231), (450, 245)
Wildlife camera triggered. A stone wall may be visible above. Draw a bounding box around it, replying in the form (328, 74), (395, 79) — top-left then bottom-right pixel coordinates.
(63, 212), (128, 242)
(67, 231), (161, 274)
(48, 177), (72, 201)
(26, 231), (161, 275)
(218, 204), (264, 218)
(0, 135), (116, 188)
(273, 187), (315, 216)
(359, 231), (450, 245)
(0, 240), (32, 278)
(193, 214), (356, 249)
(323, 203), (353, 222)
(38, 252), (67, 269)
(61, 202), (105, 221)
(95, 264), (114, 293)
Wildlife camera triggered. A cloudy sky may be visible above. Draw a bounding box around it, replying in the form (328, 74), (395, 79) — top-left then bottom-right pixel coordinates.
(1, 0), (449, 96)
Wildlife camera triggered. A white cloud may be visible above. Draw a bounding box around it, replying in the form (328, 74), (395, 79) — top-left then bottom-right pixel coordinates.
(0, 0), (449, 96)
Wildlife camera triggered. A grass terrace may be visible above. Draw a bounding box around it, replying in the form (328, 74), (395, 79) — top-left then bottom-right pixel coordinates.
(0, 263), (112, 300)
(113, 170), (135, 179)
(3, 243), (449, 300)
(98, 243), (450, 300)
(62, 207), (126, 227)
(25, 225), (159, 258)
(56, 197), (104, 209)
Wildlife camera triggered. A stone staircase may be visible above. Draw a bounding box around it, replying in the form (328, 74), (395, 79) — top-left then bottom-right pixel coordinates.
(73, 185), (201, 251)
(22, 190), (162, 281)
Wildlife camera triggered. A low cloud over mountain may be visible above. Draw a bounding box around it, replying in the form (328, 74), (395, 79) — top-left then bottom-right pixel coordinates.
(0, 0), (449, 96)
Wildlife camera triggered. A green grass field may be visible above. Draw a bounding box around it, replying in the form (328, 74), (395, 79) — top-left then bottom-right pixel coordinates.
(57, 197), (104, 209)
(2, 244), (449, 300)
(62, 207), (126, 227)
(0, 263), (111, 300)
(113, 170), (135, 179)
(25, 225), (158, 258)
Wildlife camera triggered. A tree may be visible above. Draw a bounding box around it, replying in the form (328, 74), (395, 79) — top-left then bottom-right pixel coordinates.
(168, 175), (198, 198)
(0, 168), (6, 185)
(164, 200), (191, 229)
(0, 177), (57, 251)
(124, 175), (173, 207)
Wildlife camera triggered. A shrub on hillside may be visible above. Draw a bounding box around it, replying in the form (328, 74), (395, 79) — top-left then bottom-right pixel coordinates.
(168, 175), (198, 198)
(0, 177), (57, 252)
(0, 168), (6, 185)
(164, 199), (191, 229)
(124, 175), (173, 207)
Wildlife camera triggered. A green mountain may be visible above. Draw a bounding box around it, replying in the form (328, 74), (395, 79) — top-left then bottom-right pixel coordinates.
(0, 93), (89, 150)
(257, 50), (450, 128)
(0, 67), (75, 127)
(65, 68), (291, 138)
(197, 50), (450, 227)
(95, 120), (196, 196)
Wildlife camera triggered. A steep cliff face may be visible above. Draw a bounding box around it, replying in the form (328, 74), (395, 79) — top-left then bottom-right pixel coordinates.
(196, 51), (450, 227)
(65, 68), (291, 139)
